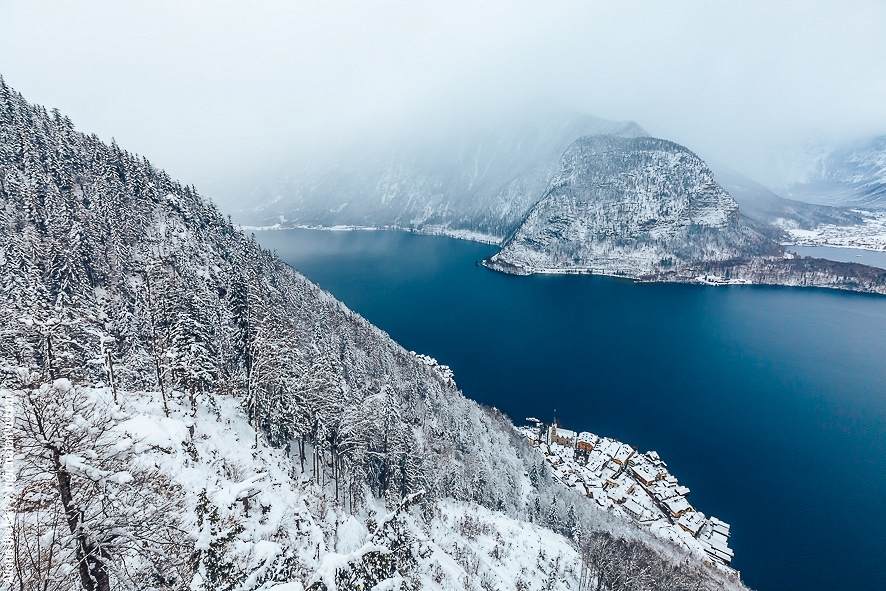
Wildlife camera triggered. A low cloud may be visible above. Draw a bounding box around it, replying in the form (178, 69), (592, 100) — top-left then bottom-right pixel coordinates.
(2, 0), (884, 205)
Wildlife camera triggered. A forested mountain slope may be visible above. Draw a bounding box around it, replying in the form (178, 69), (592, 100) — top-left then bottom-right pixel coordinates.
(488, 135), (886, 294)
(0, 79), (746, 590)
(234, 112), (647, 241)
(489, 135), (773, 276)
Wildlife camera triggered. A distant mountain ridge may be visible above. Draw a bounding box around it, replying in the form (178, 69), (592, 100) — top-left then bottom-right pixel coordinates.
(773, 135), (886, 208)
(487, 134), (886, 294)
(706, 160), (866, 231)
(238, 111), (648, 240)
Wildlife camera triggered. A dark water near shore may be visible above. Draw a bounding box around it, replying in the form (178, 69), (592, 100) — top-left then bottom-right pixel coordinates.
(258, 229), (886, 591)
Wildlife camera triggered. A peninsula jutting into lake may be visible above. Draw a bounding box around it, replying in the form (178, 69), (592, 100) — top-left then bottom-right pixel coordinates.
(518, 420), (735, 572)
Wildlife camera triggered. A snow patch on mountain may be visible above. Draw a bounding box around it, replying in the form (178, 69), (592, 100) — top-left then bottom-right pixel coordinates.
(779, 209), (886, 250)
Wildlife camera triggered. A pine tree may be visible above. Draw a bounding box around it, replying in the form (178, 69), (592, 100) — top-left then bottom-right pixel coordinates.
(191, 490), (245, 591)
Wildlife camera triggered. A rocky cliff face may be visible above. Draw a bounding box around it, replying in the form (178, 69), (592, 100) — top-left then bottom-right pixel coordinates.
(489, 135), (773, 276)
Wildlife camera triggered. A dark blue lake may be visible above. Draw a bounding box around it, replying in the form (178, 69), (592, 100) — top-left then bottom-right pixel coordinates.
(258, 229), (886, 591)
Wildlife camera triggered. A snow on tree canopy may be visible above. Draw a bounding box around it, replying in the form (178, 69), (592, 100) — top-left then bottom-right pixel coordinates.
(1, 76), (750, 590)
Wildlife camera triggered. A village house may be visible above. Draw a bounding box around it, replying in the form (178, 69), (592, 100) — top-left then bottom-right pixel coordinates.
(663, 495), (692, 518)
(612, 443), (635, 466)
(699, 525), (734, 564)
(623, 497), (644, 520)
(646, 450), (666, 467)
(630, 463), (658, 487)
(678, 511), (705, 536)
(576, 431), (597, 452)
(595, 438), (621, 461)
(606, 485), (629, 505)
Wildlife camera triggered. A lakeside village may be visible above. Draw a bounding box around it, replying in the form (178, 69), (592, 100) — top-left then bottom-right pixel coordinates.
(517, 419), (736, 572)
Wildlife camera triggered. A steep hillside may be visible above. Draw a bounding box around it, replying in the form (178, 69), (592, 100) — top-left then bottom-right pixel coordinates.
(773, 136), (886, 208)
(489, 135), (773, 276)
(0, 80), (746, 589)
(707, 160), (866, 232)
(235, 112), (647, 241)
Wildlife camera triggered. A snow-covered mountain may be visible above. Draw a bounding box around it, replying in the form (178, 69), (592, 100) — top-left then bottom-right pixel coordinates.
(487, 135), (886, 293)
(707, 160), (866, 232)
(1, 80), (748, 590)
(772, 136), (886, 208)
(236, 112), (647, 241)
(488, 135), (773, 276)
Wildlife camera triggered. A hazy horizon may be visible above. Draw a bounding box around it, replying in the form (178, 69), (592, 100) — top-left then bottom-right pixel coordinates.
(2, 1), (885, 208)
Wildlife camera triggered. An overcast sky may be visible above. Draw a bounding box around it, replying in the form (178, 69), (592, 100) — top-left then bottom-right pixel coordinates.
(2, 1), (885, 203)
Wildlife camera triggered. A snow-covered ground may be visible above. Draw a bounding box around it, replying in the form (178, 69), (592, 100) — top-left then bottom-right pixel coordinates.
(10, 383), (586, 591)
(408, 225), (504, 246)
(694, 275), (751, 286)
(779, 210), (886, 250)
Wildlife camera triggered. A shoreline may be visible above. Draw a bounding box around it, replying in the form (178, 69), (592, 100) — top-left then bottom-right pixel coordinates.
(483, 254), (886, 295)
(782, 240), (886, 252)
(245, 224), (886, 295)
(237, 223), (505, 246)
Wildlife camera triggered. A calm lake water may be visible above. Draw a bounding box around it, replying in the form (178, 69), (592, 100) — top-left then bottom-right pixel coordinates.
(258, 229), (886, 591)
(787, 245), (886, 270)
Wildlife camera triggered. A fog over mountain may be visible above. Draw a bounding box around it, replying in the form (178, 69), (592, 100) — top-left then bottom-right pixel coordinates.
(236, 111), (647, 239)
(764, 136), (886, 208)
(2, 0), (886, 209)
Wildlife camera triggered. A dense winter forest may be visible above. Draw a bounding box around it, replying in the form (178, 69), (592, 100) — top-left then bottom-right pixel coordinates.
(0, 78), (748, 590)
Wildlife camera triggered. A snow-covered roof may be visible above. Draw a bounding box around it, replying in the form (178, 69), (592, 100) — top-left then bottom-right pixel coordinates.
(554, 428), (576, 439)
(663, 496), (692, 516)
(624, 498), (644, 518)
(596, 438), (620, 459)
(577, 431), (597, 444)
(613, 443), (634, 463)
(630, 464), (657, 485)
(710, 517), (731, 535)
(678, 511), (705, 535)
(648, 479), (675, 495)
